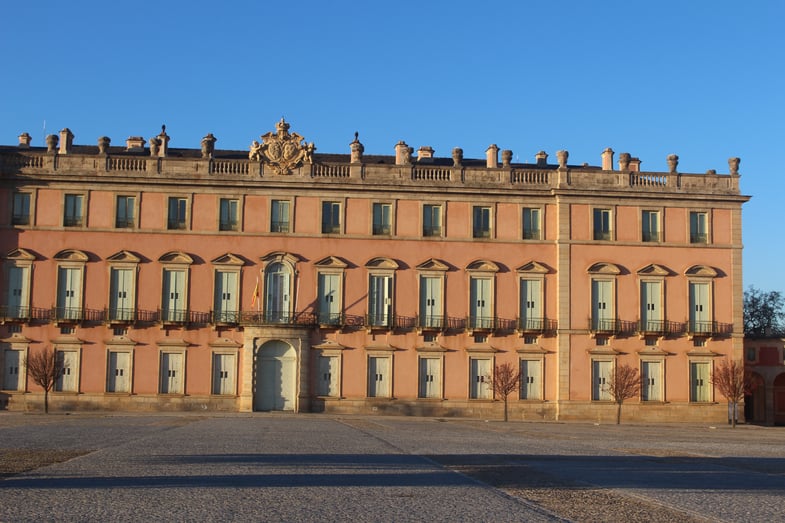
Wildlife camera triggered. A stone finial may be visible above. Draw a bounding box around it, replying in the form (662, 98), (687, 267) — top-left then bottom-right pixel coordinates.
(126, 136), (146, 151)
(501, 149), (513, 168)
(18, 133), (31, 148)
(452, 147), (463, 167)
(706, 169), (717, 175)
(395, 141), (412, 165)
(149, 137), (161, 157)
(156, 125), (170, 157)
(201, 133), (217, 159)
(417, 146), (435, 161)
(556, 150), (569, 168)
(485, 144), (499, 168)
(667, 154), (679, 173)
(618, 152), (631, 171)
(98, 136), (111, 155)
(728, 157), (740, 175)
(601, 148), (614, 170)
(535, 151), (548, 166)
(59, 128), (74, 154)
(350, 132), (364, 163)
(46, 134), (58, 153)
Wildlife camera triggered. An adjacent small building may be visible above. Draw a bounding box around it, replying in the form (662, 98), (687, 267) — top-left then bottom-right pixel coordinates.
(0, 121), (750, 422)
(743, 335), (785, 425)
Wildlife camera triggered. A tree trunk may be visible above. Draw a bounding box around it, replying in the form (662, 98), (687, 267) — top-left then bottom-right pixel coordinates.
(731, 401), (737, 428)
(503, 396), (508, 422)
(616, 401), (622, 425)
(44, 389), (49, 414)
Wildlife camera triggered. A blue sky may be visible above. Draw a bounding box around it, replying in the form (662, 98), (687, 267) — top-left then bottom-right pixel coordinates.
(1, 1), (782, 292)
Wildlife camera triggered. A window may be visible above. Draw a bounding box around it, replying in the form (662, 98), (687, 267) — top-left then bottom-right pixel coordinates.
(689, 282), (711, 335)
(591, 360), (612, 401)
(469, 357), (492, 399)
(419, 276), (443, 329)
(212, 353), (237, 395)
(367, 355), (391, 398)
(106, 351), (131, 393)
(271, 200), (290, 233)
(642, 210), (660, 242)
(56, 266), (83, 321)
(219, 198), (239, 231)
(423, 204), (442, 237)
(368, 274), (393, 327)
(689, 361), (711, 402)
(109, 267), (135, 322)
(593, 208), (612, 240)
(317, 272), (342, 325)
(167, 197), (188, 230)
(522, 207), (541, 240)
(12, 192), (31, 226)
(746, 347), (757, 362)
(317, 354), (339, 397)
(520, 359), (542, 400)
(472, 206), (492, 238)
(641, 361), (662, 401)
(690, 211), (708, 243)
(321, 201), (341, 234)
(2, 349), (24, 391)
(115, 196), (135, 228)
(54, 350), (78, 392)
(519, 279), (543, 331)
(5, 265), (31, 320)
(264, 261), (292, 323)
(160, 352), (184, 394)
(162, 269), (187, 323)
(63, 194), (84, 227)
(372, 202), (392, 235)
(640, 281), (663, 333)
(214, 270), (239, 323)
(591, 280), (614, 331)
(470, 277), (493, 330)
(418, 357), (442, 399)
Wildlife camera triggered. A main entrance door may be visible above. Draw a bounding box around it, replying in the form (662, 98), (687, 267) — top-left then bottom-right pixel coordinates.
(254, 340), (296, 411)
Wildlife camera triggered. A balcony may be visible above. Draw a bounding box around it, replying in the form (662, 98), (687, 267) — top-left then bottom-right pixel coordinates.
(589, 318), (637, 336)
(270, 221), (290, 233)
(418, 315), (446, 331)
(317, 312), (344, 327)
(238, 310), (317, 327)
(517, 317), (557, 334)
(107, 307), (136, 324)
(212, 310), (241, 326)
(468, 315), (495, 332)
(687, 321), (733, 337)
(637, 319), (685, 336)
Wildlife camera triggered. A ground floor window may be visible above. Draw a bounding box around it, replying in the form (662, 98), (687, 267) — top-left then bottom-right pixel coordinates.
(367, 355), (391, 398)
(519, 359), (542, 400)
(160, 352), (185, 394)
(469, 357), (492, 399)
(418, 357), (442, 399)
(212, 352), (237, 396)
(106, 351), (132, 393)
(689, 361), (711, 402)
(641, 360), (663, 401)
(591, 359), (612, 401)
(2, 349), (24, 391)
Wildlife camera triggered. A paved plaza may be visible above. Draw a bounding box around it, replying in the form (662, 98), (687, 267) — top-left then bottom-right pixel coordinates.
(0, 413), (783, 522)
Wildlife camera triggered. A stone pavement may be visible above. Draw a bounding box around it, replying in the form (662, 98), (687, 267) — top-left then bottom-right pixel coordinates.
(1, 413), (784, 522)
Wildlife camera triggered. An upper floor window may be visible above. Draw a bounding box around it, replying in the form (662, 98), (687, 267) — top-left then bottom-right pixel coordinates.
(115, 196), (136, 228)
(472, 206), (492, 238)
(63, 194), (84, 227)
(642, 210), (660, 242)
(168, 197), (188, 230)
(522, 207), (541, 240)
(322, 201), (341, 234)
(372, 203), (392, 235)
(12, 192), (31, 226)
(219, 198), (239, 231)
(271, 200), (290, 233)
(423, 204), (442, 237)
(690, 211), (708, 244)
(159, 251), (194, 324)
(593, 208), (612, 241)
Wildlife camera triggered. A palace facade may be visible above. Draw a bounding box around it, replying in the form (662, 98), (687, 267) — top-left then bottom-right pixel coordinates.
(0, 121), (749, 421)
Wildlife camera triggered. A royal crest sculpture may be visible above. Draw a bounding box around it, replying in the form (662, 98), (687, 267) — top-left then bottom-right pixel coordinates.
(249, 118), (313, 175)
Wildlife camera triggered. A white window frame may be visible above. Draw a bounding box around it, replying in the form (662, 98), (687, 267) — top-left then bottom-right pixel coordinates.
(11, 190), (35, 226)
(689, 210), (710, 244)
(591, 358), (613, 401)
(211, 253), (244, 325)
(218, 197), (241, 232)
(640, 358), (664, 402)
(158, 348), (186, 395)
(261, 252), (297, 323)
(641, 209), (661, 242)
(522, 206), (542, 240)
(321, 200), (343, 234)
(519, 357), (544, 400)
(107, 251), (140, 323)
(312, 340), (346, 399)
(270, 199), (292, 233)
(114, 194), (138, 229)
(211, 351), (238, 396)
(158, 251), (193, 324)
(4, 248), (34, 321)
(53, 347), (80, 393)
(366, 257), (398, 329)
(371, 201), (394, 236)
(689, 360), (712, 403)
(472, 205), (493, 239)
(2, 344), (27, 392)
(422, 203), (444, 238)
(468, 356), (493, 400)
(167, 195), (190, 230)
(366, 352), (393, 398)
(54, 250), (88, 323)
(106, 349), (133, 394)
(63, 193), (86, 228)
(417, 355), (443, 399)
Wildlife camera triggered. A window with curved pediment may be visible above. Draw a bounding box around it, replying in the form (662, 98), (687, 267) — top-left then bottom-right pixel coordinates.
(517, 261), (548, 332)
(261, 252), (297, 323)
(107, 251), (140, 323)
(637, 264), (670, 335)
(212, 254), (244, 324)
(467, 260), (498, 330)
(366, 257), (398, 328)
(159, 252), (193, 324)
(587, 262), (620, 333)
(416, 259), (448, 330)
(315, 256), (347, 326)
(54, 250), (88, 322)
(3, 249), (35, 321)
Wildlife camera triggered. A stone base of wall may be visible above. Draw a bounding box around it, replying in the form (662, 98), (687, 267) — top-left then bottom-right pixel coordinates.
(2, 392), (739, 424)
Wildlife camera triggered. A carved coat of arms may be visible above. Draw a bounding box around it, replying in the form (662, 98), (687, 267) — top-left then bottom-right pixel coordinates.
(249, 118), (315, 175)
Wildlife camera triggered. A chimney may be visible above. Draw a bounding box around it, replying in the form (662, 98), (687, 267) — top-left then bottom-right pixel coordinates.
(17, 133), (31, 148)
(394, 141), (412, 165)
(535, 151), (548, 166)
(417, 146), (434, 161)
(629, 157), (641, 172)
(126, 136), (146, 151)
(485, 144), (499, 168)
(618, 152), (631, 171)
(601, 148), (614, 170)
(58, 128), (74, 154)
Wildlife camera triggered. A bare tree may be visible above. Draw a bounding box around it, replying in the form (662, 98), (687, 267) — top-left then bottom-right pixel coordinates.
(606, 363), (641, 425)
(24, 346), (65, 414)
(710, 358), (753, 428)
(744, 286), (785, 337)
(488, 362), (521, 422)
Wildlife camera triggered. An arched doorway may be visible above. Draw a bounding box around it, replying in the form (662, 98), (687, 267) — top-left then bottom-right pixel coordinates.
(774, 373), (785, 426)
(254, 340), (296, 411)
(744, 373), (766, 423)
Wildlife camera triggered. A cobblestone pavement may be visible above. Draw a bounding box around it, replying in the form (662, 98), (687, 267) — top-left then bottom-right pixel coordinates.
(1, 413), (783, 522)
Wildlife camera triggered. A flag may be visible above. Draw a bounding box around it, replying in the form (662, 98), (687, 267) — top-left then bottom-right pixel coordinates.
(250, 276), (260, 308)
